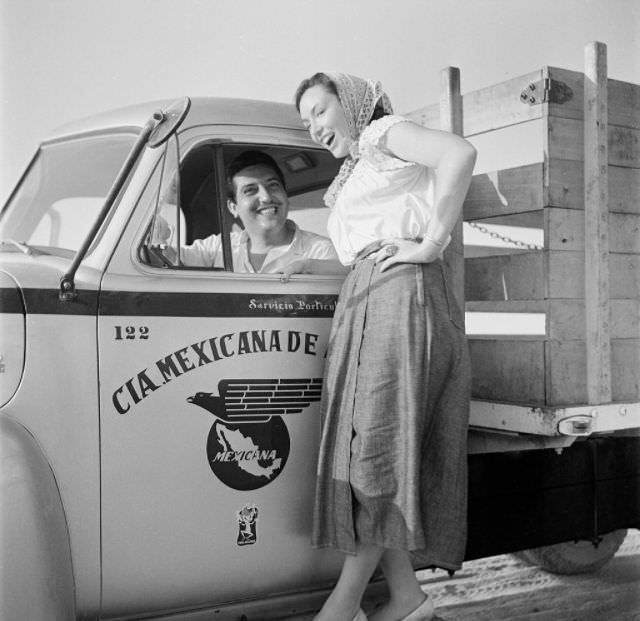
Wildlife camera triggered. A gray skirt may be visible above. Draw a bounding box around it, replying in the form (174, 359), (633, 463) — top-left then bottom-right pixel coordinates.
(312, 258), (470, 571)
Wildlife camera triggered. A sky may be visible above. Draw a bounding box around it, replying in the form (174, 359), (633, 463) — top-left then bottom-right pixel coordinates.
(1, 0), (639, 202)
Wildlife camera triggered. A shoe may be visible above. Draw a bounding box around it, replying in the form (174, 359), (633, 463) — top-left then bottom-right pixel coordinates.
(352, 609), (368, 621)
(400, 596), (434, 621)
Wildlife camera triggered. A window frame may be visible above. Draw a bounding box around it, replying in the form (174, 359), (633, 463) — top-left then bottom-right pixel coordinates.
(139, 127), (339, 276)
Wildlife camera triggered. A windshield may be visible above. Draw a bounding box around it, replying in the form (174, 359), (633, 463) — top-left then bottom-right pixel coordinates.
(0, 133), (136, 255)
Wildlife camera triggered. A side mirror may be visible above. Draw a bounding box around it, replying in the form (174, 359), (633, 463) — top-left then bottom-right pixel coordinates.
(148, 97), (191, 148)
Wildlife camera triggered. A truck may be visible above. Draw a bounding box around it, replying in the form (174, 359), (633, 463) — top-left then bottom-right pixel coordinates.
(1, 41), (638, 620)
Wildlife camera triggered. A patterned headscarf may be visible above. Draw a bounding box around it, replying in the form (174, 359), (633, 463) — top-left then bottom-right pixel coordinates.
(322, 72), (393, 207)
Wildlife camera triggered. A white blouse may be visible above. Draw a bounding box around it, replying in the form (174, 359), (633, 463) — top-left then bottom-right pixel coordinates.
(327, 114), (442, 266)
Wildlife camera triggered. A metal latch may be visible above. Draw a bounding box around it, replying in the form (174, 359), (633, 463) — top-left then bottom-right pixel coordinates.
(520, 78), (573, 105)
(557, 414), (594, 436)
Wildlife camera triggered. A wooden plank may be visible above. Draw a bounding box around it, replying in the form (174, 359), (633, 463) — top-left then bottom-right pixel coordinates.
(463, 164), (544, 220)
(547, 252), (639, 299)
(584, 40), (611, 404)
(470, 212), (543, 228)
(547, 67), (640, 129)
(466, 299), (640, 342)
(466, 252), (640, 301)
(469, 339), (546, 405)
(546, 339), (640, 405)
(407, 69), (640, 135)
(547, 117), (640, 168)
(441, 67), (465, 322)
(464, 246), (532, 259)
(468, 337), (640, 406)
(547, 160), (640, 213)
(546, 208), (640, 253)
(464, 160), (640, 218)
(466, 300), (546, 313)
(545, 67), (585, 122)
(548, 299), (640, 341)
(462, 70), (543, 136)
(611, 339), (640, 402)
(407, 70), (543, 137)
(465, 253), (544, 301)
(404, 102), (440, 129)
(608, 77), (640, 129)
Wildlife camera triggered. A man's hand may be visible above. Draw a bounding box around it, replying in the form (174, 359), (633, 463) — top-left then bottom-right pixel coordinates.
(279, 259), (310, 282)
(153, 215), (173, 244)
(279, 259), (348, 282)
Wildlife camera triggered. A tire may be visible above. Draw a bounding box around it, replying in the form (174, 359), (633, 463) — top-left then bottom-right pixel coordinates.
(514, 529), (628, 574)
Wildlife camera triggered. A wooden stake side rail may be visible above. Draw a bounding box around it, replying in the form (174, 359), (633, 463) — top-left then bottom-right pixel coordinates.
(415, 42), (640, 414)
(407, 68), (640, 136)
(464, 161), (640, 220)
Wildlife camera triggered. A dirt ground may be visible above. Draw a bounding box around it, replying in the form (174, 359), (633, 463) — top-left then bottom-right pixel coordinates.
(281, 530), (640, 621)
(421, 529), (640, 621)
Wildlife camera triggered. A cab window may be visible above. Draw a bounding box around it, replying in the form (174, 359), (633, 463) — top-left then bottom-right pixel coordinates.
(0, 133), (136, 256)
(143, 142), (341, 273)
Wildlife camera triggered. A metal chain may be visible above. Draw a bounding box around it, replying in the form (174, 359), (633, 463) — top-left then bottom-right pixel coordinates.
(467, 221), (543, 250)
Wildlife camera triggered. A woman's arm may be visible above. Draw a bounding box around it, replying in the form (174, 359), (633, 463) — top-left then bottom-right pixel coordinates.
(378, 122), (477, 270)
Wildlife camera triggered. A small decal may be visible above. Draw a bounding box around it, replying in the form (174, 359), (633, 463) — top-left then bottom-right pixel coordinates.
(236, 504), (259, 546)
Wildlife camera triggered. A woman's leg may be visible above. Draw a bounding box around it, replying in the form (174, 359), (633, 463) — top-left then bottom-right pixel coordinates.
(369, 549), (431, 621)
(314, 543), (384, 621)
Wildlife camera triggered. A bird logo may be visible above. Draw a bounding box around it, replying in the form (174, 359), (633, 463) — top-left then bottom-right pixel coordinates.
(187, 377), (323, 424)
(188, 377), (323, 491)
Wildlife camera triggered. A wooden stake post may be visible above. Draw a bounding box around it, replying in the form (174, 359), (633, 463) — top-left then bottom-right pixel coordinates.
(584, 41), (612, 404)
(440, 67), (465, 322)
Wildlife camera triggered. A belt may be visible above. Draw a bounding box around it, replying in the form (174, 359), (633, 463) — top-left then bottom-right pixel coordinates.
(353, 240), (386, 262)
(352, 237), (424, 263)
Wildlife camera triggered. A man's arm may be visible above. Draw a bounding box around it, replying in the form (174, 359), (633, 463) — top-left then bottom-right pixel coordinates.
(279, 233), (348, 280)
(281, 258), (349, 279)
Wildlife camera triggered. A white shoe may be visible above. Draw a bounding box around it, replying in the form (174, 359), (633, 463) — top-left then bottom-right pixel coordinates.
(352, 609), (368, 621)
(400, 596), (434, 621)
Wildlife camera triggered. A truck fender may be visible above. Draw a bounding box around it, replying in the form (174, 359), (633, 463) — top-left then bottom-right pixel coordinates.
(1, 414), (76, 620)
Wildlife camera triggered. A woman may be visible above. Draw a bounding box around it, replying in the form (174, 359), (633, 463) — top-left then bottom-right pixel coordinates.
(294, 72), (476, 621)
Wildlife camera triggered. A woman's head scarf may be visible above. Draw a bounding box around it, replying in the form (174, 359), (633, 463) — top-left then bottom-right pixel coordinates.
(322, 72), (393, 207)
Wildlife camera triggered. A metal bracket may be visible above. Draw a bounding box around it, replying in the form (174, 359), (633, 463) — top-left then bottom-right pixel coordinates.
(557, 414), (595, 436)
(520, 78), (573, 105)
(59, 276), (77, 301)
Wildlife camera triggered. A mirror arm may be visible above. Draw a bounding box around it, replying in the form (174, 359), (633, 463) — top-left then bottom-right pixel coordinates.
(59, 111), (163, 301)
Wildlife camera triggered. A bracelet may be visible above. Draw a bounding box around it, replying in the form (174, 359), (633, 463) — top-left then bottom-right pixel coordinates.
(424, 234), (444, 247)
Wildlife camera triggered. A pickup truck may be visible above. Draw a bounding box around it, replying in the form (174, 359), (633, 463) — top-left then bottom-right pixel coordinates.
(2, 46), (639, 620)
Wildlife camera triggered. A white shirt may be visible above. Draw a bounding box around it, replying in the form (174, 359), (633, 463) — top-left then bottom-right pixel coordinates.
(328, 115), (442, 266)
(179, 220), (337, 273)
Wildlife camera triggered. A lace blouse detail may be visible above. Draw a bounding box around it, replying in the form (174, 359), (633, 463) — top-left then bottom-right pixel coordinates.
(324, 115), (414, 208)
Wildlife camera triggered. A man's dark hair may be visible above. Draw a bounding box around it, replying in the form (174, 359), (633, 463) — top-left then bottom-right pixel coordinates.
(225, 150), (286, 200)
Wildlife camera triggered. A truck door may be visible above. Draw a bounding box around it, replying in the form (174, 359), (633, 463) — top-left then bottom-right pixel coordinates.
(97, 132), (345, 618)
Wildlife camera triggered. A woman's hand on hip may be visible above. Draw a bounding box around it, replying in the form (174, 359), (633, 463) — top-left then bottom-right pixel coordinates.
(375, 238), (442, 272)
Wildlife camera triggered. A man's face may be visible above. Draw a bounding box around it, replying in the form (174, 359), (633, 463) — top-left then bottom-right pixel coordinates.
(228, 164), (289, 237)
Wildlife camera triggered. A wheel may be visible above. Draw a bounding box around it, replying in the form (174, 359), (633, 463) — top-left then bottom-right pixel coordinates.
(514, 529), (627, 574)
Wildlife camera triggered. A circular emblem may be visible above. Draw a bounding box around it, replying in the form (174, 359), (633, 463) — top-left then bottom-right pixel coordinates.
(206, 418), (290, 491)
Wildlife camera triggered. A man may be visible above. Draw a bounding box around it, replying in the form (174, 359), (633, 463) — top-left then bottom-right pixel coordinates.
(179, 150), (342, 275)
